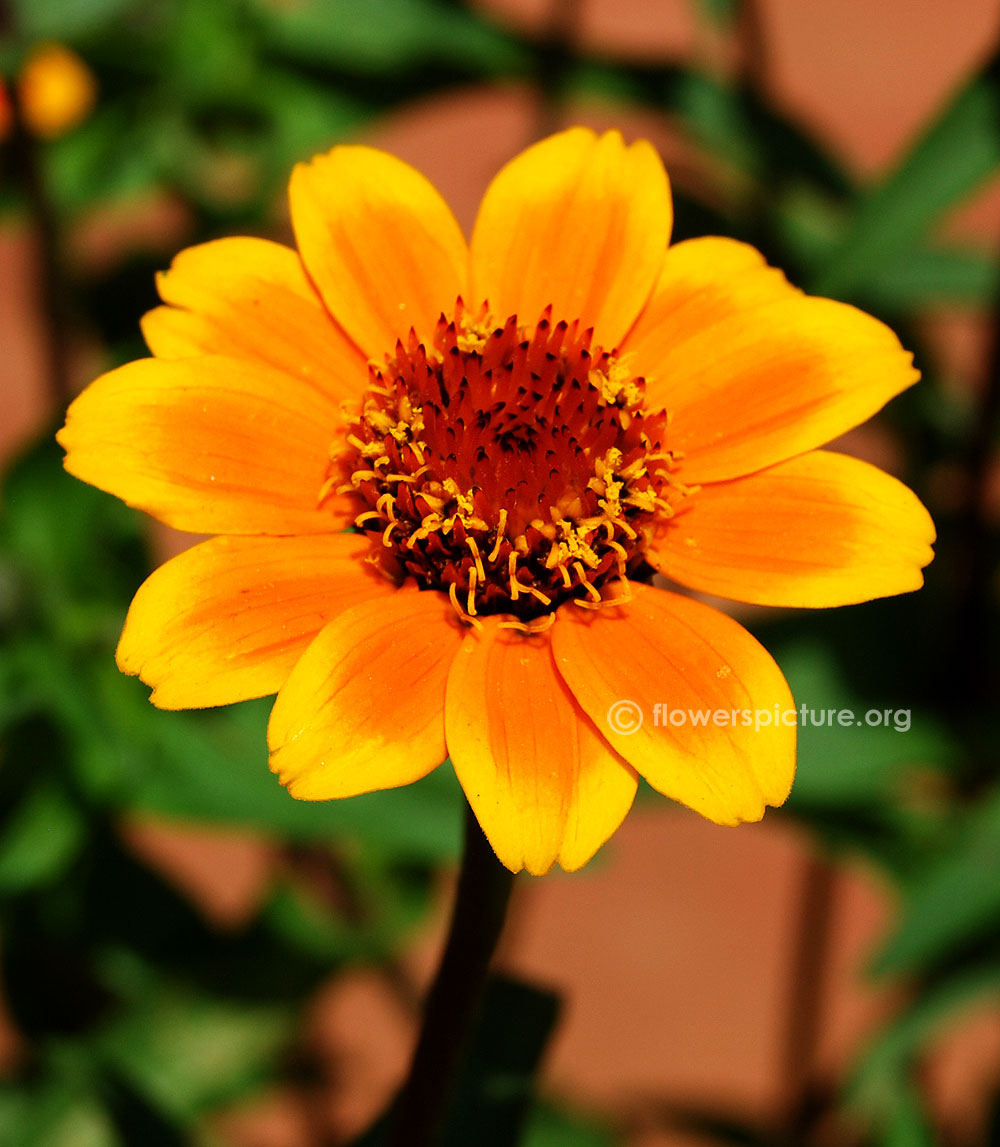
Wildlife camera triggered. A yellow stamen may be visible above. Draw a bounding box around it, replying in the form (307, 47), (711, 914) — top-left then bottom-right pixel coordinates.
(376, 492), (397, 521)
(573, 561), (602, 602)
(467, 566), (478, 616)
(467, 537), (485, 582)
(575, 577), (633, 610)
(487, 508), (508, 563)
(508, 551), (521, 601)
(351, 469), (381, 486)
(448, 582), (483, 630)
(498, 613), (556, 634)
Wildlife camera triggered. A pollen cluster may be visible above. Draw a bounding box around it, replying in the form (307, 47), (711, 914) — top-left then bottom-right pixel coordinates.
(326, 304), (683, 630)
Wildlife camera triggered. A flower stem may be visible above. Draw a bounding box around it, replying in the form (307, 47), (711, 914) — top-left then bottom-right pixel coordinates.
(387, 803), (516, 1147)
(535, 0), (578, 138)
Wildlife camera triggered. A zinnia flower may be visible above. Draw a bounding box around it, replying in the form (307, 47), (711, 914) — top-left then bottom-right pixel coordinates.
(0, 43), (96, 141)
(58, 128), (934, 874)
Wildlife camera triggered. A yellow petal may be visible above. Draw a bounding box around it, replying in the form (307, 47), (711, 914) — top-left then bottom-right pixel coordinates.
(445, 617), (637, 875)
(58, 356), (346, 534)
(268, 591), (464, 800)
(117, 534), (394, 710)
(469, 127), (671, 349)
(659, 450), (936, 607)
(142, 236), (368, 405)
(628, 242), (917, 482)
(552, 585), (795, 825)
(289, 146), (468, 359)
(625, 236), (798, 375)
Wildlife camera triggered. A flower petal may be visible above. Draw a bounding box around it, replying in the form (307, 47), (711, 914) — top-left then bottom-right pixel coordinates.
(268, 591), (464, 800)
(552, 585), (795, 825)
(469, 127), (671, 349)
(289, 146), (468, 359)
(58, 355), (347, 534)
(624, 236), (798, 373)
(117, 534), (394, 710)
(659, 451), (936, 607)
(628, 240), (918, 482)
(141, 236), (368, 405)
(445, 617), (638, 875)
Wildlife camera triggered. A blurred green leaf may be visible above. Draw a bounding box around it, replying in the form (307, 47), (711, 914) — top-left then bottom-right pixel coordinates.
(863, 245), (1000, 309)
(13, 0), (136, 39)
(881, 1079), (936, 1147)
(850, 965), (1000, 1119)
(673, 70), (760, 178)
(873, 786), (1000, 976)
(96, 990), (290, 1120)
(443, 976), (561, 1147)
(261, 879), (364, 964)
(816, 50), (1000, 298)
(693, 0), (739, 26)
(0, 435), (144, 627)
(0, 1082), (118, 1147)
(0, 780), (87, 895)
(48, 107), (165, 212)
(778, 643), (951, 809)
(522, 1103), (617, 1147)
(164, 0), (261, 105)
(124, 695), (464, 860)
(257, 0), (526, 77)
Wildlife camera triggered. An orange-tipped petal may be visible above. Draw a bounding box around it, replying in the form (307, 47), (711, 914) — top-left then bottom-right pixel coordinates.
(289, 146), (468, 359)
(58, 356), (346, 534)
(627, 240), (917, 482)
(141, 236), (368, 405)
(445, 618), (638, 875)
(117, 534), (394, 710)
(469, 128), (671, 349)
(659, 451), (936, 607)
(268, 591), (464, 800)
(552, 585), (795, 825)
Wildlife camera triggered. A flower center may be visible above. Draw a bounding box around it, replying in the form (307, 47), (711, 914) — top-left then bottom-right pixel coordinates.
(327, 303), (683, 631)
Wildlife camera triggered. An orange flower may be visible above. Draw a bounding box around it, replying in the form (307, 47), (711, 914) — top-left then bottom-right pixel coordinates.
(0, 44), (96, 141)
(58, 129), (934, 874)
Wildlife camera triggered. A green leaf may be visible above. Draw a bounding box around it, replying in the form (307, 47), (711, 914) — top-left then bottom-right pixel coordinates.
(95, 990), (290, 1120)
(816, 50), (1000, 298)
(256, 0), (526, 77)
(522, 1104), (617, 1147)
(881, 1080), (936, 1147)
(693, 0), (739, 26)
(443, 976), (562, 1147)
(673, 70), (760, 178)
(122, 694), (465, 860)
(849, 965), (1000, 1120)
(777, 643), (951, 809)
(0, 781), (87, 895)
(13, 0), (136, 39)
(873, 785), (1000, 976)
(863, 245), (1000, 309)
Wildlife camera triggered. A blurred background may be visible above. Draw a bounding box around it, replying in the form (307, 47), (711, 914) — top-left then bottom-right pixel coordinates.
(2, 0), (1000, 1144)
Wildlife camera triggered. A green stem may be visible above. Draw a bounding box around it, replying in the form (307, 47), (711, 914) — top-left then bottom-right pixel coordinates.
(387, 804), (516, 1147)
